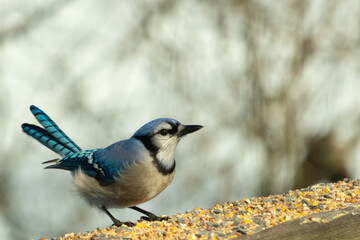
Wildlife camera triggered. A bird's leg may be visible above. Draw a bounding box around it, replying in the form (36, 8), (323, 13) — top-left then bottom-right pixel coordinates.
(101, 206), (135, 227)
(129, 206), (169, 221)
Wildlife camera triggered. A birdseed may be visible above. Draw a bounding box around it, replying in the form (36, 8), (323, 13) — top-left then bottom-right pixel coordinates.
(44, 179), (360, 240)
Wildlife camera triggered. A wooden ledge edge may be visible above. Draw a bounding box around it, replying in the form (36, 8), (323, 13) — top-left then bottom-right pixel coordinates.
(237, 202), (360, 240)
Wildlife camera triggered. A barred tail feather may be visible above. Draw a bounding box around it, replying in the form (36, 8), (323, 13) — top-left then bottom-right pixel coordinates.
(29, 105), (82, 153)
(22, 123), (73, 157)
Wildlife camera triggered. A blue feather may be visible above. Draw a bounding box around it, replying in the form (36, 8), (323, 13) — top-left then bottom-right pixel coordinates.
(22, 123), (74, 156)
(45, 138), (149, 182)
(45, 149), (119, 182)
(30, 105), (82, 153)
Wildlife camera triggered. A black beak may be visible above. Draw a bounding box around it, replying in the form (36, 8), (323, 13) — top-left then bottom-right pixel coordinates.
(178, 125), (203, 137)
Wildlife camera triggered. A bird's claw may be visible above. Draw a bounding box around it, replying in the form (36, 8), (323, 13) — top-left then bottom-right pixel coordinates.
(140, 214), (169, 222)
(112, 219), (136, 227)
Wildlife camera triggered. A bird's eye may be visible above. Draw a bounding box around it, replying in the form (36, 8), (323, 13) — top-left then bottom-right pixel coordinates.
(159, 129), (168, 136)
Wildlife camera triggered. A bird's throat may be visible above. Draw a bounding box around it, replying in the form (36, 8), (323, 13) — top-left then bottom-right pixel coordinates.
(152, 156), (176, 176)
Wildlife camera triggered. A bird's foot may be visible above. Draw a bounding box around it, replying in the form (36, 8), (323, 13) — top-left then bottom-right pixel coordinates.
(112, 219), (136, 227)
(102, 205), (136, 227)
(140, 213), (170, 222)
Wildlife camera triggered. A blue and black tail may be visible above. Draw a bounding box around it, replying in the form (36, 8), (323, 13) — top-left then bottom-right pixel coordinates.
(22, 105), (82, 157)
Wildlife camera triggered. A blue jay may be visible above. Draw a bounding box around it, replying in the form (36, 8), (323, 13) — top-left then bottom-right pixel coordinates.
(21, 105), (202, 226)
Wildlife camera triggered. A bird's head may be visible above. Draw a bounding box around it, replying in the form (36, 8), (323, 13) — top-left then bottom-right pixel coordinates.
(132, 118), (203, 171)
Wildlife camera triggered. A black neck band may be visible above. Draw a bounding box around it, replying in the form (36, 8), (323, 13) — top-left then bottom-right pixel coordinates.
(152, 157), (176, 175)
(134, 135), (176, 175)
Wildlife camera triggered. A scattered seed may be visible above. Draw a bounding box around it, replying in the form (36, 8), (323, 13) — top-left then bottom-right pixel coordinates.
(48, 179), (359, 240)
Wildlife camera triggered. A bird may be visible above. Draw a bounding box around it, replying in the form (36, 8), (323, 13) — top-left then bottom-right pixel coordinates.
(21, 105), (203, 226)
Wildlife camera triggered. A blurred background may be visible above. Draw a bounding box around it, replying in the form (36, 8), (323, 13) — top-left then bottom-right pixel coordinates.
(1, 0), (360, 239)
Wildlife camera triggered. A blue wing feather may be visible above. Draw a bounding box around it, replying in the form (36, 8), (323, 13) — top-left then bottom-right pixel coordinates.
(45, 139), (148, 183)
(45, 149), (119, 182)
(30, 105), (82, 153)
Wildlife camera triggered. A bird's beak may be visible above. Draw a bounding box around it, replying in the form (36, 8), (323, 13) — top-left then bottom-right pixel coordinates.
(178, 125), (203, 137)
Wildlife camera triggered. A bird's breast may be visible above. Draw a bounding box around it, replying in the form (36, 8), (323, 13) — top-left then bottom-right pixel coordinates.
(113, 160), (176, 207)
(73, 160), (175, 208)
